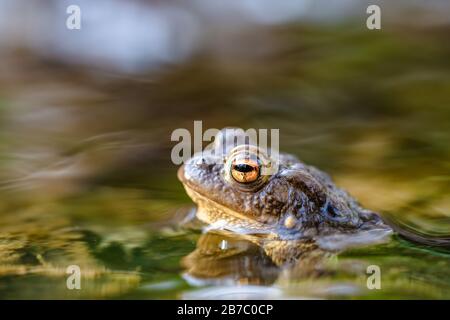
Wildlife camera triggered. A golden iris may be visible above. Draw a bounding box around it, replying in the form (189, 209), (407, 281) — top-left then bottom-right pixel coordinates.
(230, 158), (260, 183)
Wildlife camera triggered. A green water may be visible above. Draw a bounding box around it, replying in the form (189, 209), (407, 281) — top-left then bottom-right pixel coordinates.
(0, 23), (449, 299)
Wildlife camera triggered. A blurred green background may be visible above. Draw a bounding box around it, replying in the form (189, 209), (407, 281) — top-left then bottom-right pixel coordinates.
(0, 0), (448, 299)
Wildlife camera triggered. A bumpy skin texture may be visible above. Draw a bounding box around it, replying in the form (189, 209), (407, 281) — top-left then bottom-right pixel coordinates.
(178, 130), (390, 241)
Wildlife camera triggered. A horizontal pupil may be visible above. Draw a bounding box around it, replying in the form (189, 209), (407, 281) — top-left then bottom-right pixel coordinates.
(233, 163), (255, 173)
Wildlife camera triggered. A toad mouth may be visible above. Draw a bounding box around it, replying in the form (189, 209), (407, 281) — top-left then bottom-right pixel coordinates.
(178, 165), (276, 234)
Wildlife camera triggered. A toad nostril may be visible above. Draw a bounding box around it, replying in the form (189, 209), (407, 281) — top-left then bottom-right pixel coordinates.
(196, 160), (214, 170)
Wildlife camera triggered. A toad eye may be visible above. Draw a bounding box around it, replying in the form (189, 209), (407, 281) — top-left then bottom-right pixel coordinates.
(230, 159), (260, 183)
(224, 145), (275, 191)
